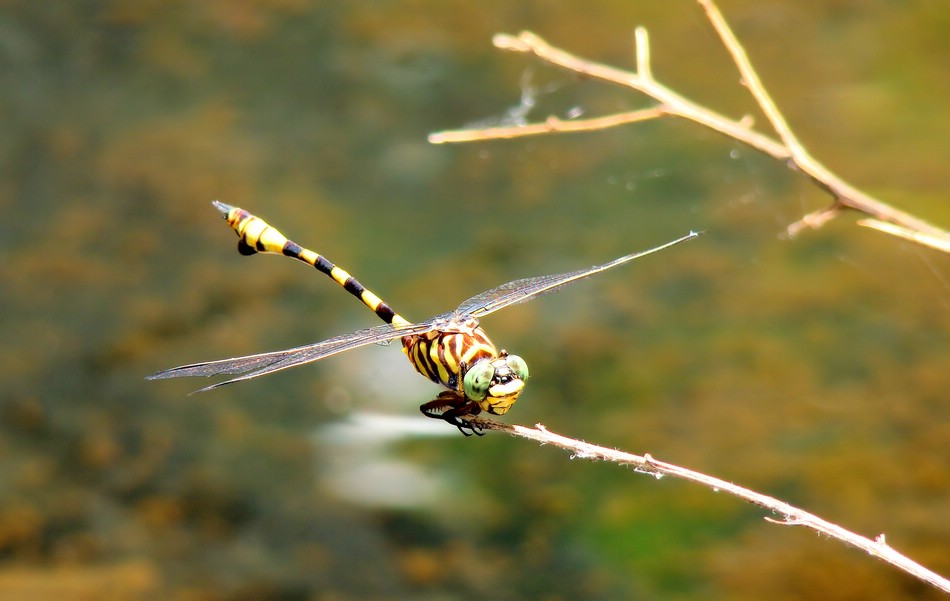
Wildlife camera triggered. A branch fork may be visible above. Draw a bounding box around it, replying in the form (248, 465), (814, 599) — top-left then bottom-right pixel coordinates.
(429, 1), (949, 252)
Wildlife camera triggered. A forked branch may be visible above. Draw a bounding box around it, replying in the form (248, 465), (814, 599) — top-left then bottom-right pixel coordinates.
(470, 417), (950, 594)
(429, 0), (949, 253)
(429, 3), (949, 590)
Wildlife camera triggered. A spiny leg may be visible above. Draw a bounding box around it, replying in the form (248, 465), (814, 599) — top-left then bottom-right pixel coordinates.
(212, 201), (410, 327)
(420, 391), (485, 436)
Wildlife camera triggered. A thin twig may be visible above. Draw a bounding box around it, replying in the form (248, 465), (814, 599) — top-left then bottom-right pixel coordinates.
(471, 417), (950, 595)
(634, 27), (652, 81)
(785, 205), (842, 238)
(429, 108), (667, 144)
(428, 4), (949, 253)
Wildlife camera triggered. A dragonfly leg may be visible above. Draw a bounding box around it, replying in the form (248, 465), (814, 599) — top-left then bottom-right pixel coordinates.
(420, 392), (484, 436)
(445, 408), (484, 437)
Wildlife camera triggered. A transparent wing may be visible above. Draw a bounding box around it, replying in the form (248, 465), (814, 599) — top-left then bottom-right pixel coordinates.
(147, 320), (436, 392)
(457, 231), (701, 318)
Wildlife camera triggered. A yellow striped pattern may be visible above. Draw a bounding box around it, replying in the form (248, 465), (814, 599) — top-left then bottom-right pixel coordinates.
(217, 201), (406, 326)
(403, 318), (499, 391)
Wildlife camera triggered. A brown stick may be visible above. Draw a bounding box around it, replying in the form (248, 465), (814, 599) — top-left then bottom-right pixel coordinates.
(695, 0), (946, 242)
(429, 108), (667, 144)
(470, 418), (950, 595)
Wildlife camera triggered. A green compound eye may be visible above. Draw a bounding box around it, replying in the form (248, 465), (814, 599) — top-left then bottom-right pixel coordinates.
(463, 362), (495, 401)
(504, 355), (528, 382)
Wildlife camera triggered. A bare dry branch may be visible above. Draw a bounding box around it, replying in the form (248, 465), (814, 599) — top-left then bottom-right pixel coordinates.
(429, 108), (667, 144)
(475, 29), (791, 160)
(695, 0), (947, 246)
(471, 417), (950, 595)
(428, 1), (950, 253)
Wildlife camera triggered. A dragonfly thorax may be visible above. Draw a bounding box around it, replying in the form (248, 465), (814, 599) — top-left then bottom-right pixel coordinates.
(401, 317), (527, 413)
(401, 317), (495, 389)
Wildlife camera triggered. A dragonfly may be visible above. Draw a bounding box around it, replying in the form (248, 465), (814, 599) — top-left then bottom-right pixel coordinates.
(148, 201), (700, 434)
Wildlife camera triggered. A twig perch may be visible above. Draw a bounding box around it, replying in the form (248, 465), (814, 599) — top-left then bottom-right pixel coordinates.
(471, 417), (950, 595)
(428, 0), (949, 253)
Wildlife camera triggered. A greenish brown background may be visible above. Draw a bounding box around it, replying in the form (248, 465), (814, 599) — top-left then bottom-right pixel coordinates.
(1, 1), (948, 599)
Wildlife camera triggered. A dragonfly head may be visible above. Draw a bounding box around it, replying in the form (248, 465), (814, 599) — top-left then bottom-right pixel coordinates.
(463, 352), (529, 415)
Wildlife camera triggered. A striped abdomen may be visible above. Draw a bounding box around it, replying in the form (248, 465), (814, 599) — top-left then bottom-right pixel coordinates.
(402, 317), (499, 393)
(215, 201), (408, 327)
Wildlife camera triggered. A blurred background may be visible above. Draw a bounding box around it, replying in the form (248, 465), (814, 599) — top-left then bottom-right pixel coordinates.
(1, 1), (948, 599)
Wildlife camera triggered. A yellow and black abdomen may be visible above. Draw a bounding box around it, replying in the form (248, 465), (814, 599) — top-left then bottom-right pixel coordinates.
(402, 317), (498, 393)
(215, 201), (407, 327)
